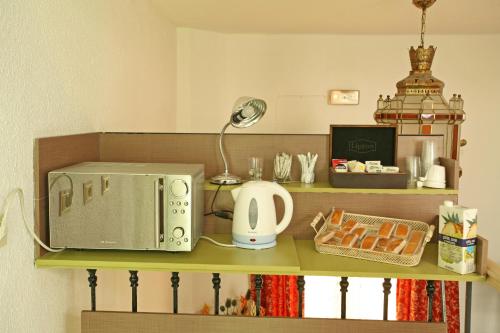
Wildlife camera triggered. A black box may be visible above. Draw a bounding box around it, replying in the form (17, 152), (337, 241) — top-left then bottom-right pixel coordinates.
(329, 125), (406, 189)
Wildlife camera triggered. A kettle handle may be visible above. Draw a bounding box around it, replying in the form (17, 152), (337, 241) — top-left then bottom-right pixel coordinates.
(271, 183), (294, 235)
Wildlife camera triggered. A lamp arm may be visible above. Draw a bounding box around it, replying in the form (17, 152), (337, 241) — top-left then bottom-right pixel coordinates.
(218, 122), (231, 175)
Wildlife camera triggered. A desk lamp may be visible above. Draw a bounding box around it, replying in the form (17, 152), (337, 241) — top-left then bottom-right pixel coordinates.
(210, 97), (267, 185)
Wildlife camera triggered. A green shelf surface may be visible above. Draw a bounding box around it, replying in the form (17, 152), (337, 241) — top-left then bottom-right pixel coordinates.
(35, 234), (300, 275)
(295, 241), (485, 282)
(36, 235), (485, 282)
(204, 181), (458, 195)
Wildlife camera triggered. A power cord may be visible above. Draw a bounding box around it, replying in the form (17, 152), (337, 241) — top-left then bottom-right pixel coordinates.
(200, 183), (236, 247)
(0, 188), (64, 252)
(199, 235), (236, 248)
(204, 184), (233, 220)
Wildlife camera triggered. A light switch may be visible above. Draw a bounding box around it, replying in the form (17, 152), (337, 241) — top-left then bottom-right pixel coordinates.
(328, 90), (359, 105)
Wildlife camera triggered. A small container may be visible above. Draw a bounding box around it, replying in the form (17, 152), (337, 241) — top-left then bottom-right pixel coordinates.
(248, 157), (264, 180)
(273, 152), (292, 183)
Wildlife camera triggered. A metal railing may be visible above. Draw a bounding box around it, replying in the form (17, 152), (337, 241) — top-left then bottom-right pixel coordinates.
(85, 271), (468, 331)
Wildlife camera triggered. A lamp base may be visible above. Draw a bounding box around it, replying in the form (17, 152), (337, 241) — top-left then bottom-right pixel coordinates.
(210, 172), (242, 185)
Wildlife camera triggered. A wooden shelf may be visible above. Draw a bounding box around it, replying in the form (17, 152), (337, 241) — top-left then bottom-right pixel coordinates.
(36, 235), (484, 282)
(204, 181), (458, 195)
(35, 235), (301, 275)
(296, 241), (484, 282)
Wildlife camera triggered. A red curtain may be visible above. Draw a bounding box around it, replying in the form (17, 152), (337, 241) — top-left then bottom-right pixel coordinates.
(249, 275), (303, 317)
(397, 279), (460, 333)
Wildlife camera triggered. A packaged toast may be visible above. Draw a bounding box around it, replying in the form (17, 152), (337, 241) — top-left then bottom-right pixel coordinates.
(394, 223), (411, 239)
(342, 220), (358, 232)
(340, 233), (359, 248)
(378, 222), (395, 239)
(325, 238), (339, 246)
(319, 229), (336, 243)
(330, 209), (345, 227)
(351, 227), (367, 239)
(401, 230), (425, 255)
(333, 230), (347, 242)
(360, 234), (378, 250)
(385, 238), (407, 254)
(375, 238), (389, 251)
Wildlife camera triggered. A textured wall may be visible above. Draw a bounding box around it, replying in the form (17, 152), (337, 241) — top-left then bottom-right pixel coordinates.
(0, 1), (177, 332)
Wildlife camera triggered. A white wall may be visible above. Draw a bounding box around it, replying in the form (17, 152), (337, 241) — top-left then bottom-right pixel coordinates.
(0, 1), (177, 332)
(176, 29), (500, 332)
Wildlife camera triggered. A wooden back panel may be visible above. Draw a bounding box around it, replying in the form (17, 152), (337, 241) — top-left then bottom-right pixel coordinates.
(34, 133), (100, 256)
(81, 311), (447, 333)
(99, 133), (331, 182)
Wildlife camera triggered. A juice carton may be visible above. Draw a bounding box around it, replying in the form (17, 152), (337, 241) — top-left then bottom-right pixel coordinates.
(438, 201), (478, 274)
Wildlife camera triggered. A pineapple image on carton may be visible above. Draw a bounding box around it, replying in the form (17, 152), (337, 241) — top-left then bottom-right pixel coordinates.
(438, 201), (478, 274)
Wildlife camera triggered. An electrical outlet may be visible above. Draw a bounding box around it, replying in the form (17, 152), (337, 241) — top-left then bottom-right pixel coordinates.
(83, 181), (93, 204)
(101, 176), (110, 194)
(59, 190), (72, 216)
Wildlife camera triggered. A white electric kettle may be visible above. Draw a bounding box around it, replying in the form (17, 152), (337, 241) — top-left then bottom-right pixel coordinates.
(231, 181), (293, 249)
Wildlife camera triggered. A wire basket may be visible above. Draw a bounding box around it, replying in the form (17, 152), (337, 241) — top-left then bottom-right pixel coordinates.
(310, 210), (435, 266)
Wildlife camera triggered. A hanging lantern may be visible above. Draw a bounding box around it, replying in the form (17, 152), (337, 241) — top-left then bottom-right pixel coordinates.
(374, 0), (465, 159)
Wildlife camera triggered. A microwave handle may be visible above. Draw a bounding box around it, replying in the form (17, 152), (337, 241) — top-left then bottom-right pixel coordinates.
(154, 179), (163, 249)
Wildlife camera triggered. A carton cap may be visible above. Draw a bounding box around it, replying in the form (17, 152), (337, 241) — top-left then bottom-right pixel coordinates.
(443, 200), (454, 207)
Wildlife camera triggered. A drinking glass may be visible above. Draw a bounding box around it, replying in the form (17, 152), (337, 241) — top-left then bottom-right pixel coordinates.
(248, 157), (264, 180)
(421, 141), (438, 178)
(406, 156), (421, 188)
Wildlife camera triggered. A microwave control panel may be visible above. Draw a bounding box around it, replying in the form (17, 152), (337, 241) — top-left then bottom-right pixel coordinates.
(165, 176), (192, 251)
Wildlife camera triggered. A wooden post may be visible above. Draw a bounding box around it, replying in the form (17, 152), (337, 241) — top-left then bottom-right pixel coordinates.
(340, 277), (349, 319)
(87, 269), (97, 312)
(171, 272), (180, 314)
(129, 271), (138, 313)
(212, 273), (221, 315)
(382, 278), (392, 320)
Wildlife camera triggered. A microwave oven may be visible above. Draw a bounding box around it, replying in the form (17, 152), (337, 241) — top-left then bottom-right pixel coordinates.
(48, 162), (204, 251)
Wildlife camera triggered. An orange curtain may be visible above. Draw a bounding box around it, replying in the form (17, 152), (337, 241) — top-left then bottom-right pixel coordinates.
(250, 275), (303, 317)
(397, 279), (460, 333)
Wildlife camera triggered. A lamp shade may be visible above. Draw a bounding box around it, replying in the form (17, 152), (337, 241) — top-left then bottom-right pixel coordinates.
(230, 97), (267, 128)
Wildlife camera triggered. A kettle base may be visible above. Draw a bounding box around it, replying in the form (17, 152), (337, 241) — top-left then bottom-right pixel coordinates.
(232, 239), (277, 250)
